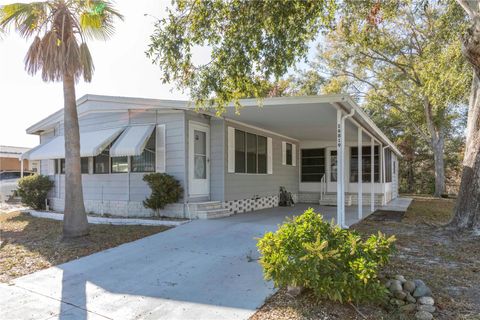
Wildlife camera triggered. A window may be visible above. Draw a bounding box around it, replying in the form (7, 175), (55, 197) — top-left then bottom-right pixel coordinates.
(81, 157), (89, 174)
(350, 146), (380, 183)
(112, 156), (128, 173)
(385, 149), (392, 183)
(301, 148), (325, 182)
(94, 148), (110, 174)
(193, 129), (207, 179)
(131, 130), (156, 172)
(58, 158), (89, 174)
(285, 143), (293, 165)
(234, 129), (246, 173)
(257, 136), (267, 174)
(246, 133), (257, 173)
(330, 150), (337, 182)
(60, 159), (66, 174)
(234, 129), (267, 174)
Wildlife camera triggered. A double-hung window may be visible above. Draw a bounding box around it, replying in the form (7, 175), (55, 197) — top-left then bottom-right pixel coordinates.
(94, 147), (110, 174)
(301, 148), (325, 182)
(234, 129), (267, 174)
(350, 146), (380, 183)
(385, 149), (392, 183)
(57, 158), (89, 174)
(131, 130), (156, 172)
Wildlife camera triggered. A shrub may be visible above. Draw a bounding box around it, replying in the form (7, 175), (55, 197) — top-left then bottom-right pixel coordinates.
(17, 174), (54, 210)
(143, 173), (183, 215)
(257, 208), (396, 303)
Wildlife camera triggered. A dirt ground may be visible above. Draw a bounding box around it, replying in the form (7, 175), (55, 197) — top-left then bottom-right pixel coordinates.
(252, 197), (480, 320)
(0, 211), (170, 283)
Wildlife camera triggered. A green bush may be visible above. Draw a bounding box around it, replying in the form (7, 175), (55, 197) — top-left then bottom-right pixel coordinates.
(257, 208), (396, 303)
(17, 174), (54, 210)
(143, 173), (183, 215)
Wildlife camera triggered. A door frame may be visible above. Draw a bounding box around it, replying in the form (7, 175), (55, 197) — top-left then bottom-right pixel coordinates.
(188, 121), (210, 198)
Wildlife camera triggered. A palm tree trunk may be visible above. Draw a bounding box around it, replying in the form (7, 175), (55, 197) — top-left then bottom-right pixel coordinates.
(62, 73), (88, 238)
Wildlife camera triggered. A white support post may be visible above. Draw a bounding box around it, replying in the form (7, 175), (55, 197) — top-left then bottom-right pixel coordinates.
(340, 115), (346, 227)
(357, 128), (362, 220)
(20, 158), (24, 178)
(381, 146), (387, 205)
(370, 137), (375, 212)
(336, 109), (344, 227)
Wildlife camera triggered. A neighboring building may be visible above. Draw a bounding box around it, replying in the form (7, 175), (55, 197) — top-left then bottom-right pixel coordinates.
(22, 94), (401, 226)
(0, 145), (39, 172)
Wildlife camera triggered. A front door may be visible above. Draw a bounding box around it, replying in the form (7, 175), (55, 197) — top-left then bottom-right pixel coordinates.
(189, 122), (210, 197)
(327, 148), (338, 192)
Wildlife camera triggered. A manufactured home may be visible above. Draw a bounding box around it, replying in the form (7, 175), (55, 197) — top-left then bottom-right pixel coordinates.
(22, 94), (400, 227)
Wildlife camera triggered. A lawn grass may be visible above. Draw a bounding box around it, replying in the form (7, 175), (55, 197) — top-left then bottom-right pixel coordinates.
(0, 211), (170, 283)
(252, 196), (480, 320)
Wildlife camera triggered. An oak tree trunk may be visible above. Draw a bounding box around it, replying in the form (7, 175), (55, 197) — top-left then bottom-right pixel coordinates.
(424, 100), (446, 197)
(450, 71), (480, 231)
(432, 133), (446, 197)
(62, 73), (89, 238)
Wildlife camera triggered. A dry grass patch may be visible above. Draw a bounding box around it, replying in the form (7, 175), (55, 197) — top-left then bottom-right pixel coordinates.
(252, 197), (480, 320)
(0, 211), (170, 283)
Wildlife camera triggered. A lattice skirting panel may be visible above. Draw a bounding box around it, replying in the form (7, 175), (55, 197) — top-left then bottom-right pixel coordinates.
(223, 194), (298, 214)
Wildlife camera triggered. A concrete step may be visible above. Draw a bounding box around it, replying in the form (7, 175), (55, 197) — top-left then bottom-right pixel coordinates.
(189, 201), (223, 211)
(319, 195), (353, 206)
(196, 208), (232, 219)
(318, 194), (384, 206)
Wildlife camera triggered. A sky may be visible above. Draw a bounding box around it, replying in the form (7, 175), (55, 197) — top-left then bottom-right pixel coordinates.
(0, 1), (316, 148)
(0, 1), (189, 148)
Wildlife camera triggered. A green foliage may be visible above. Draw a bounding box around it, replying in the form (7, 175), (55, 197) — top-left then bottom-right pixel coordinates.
(313, 0), (470, 195)
(257, 209), (396, 303)
(143, 173), (183, 213)
(147, 0), (336, 114)
(17, 175), (54, 210)
(0, 0), (123, 82)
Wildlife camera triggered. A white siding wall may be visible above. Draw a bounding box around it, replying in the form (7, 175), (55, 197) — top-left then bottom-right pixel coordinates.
(41, 109), (187, 217)
(210, 118), (225, 201)
(222, 121), (299, 201)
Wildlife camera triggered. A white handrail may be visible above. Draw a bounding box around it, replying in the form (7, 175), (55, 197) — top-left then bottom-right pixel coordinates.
(320, 173), (326, 200)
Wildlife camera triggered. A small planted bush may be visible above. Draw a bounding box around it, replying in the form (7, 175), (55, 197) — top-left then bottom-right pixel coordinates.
(17, 174), (54, 210)
(143, 173), (183, 215)
(257, 208), (396, 303)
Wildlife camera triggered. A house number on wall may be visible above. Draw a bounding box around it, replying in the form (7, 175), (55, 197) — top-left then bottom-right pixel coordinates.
(337, 124), (341, 148)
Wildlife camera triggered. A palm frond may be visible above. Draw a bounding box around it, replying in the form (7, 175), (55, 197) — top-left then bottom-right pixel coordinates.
(3, 0), (121, 83)
(78, 1), (123, 40)
(24, 35), (42, 75)
(79, 42), (94, 82)
(0, 2), (50, 38)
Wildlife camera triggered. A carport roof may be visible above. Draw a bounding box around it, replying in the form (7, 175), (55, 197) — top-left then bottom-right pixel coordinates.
(221, 95), (401, 157)
(25, 94), (401, 157)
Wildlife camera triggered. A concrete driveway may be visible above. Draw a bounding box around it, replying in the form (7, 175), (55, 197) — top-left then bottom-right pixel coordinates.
(0, 204), (367, 320)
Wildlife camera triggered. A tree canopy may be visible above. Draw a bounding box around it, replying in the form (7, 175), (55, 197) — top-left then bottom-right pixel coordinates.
(147, 0), (336, 114)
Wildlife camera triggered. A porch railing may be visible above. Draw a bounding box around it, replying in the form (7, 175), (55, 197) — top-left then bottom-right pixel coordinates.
(320, 174), (326, 200)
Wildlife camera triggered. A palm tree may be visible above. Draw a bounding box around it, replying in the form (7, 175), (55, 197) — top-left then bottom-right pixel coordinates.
(0, 1), (123, 238)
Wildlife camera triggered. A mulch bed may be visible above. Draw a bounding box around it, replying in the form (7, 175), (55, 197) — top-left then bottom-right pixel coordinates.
(365, 210), (405, 222)
(252, 196), (480, 320)
(0, 211), (170, 283)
